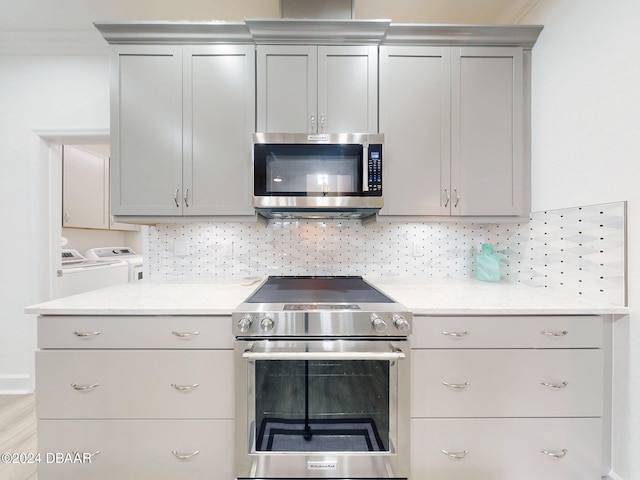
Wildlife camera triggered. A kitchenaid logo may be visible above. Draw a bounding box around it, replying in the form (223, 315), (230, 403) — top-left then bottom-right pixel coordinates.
(307, 134), (329, 142)
(307, 460), (337, 470)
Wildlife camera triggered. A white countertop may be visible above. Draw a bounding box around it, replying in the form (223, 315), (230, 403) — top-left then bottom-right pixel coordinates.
(25, 277), (627, 316)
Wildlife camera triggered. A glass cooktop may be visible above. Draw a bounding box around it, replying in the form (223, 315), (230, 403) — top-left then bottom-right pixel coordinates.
(246, 276), (394, 304)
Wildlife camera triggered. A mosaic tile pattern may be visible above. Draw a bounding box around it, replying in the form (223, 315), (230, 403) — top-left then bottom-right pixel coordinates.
(146, 201), (626, 306)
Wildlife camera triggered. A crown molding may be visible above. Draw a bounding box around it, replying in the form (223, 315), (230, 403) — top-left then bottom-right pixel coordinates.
(382, 24), (543, 48)
(245, 19), (391, 45)
(94, 21), (253, 45)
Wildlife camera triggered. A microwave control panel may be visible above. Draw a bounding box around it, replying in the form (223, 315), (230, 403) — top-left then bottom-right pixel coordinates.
(367, 144), (383, 195)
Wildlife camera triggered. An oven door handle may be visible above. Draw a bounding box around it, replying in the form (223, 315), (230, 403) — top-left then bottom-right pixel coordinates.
(242, 346), (406, 361)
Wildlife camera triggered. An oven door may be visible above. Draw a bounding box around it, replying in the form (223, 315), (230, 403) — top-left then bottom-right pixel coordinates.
(234, 339), (410, 479)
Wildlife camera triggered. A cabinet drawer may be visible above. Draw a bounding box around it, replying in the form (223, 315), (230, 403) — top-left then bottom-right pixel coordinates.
(38, 315), (234, 349)
(411, 349), (603, 417)
(412, 315), (603, 348)
(411, 417), (602, 480)
(36, 350), (233, 419)
(37, 419), (233, 480)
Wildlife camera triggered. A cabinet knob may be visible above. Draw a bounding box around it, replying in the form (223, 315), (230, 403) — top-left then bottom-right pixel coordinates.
(71, 383), (99, 391)
(172, 450), (200, 460)
(540, 381), (568, 389)
(441, 449), (469, 459)
(171, 383), (200, 391)
(171, 331), (200, 338)
(540, 330), (568, 337)
(442, 381), (470, 390)
(441, 330), (470, 338)
(541, 448), (567, 459)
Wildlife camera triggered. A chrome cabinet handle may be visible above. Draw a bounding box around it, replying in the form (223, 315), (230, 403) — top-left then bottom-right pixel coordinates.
(183, 188), (190, 207)
(541, 381), (568, 389)
(172, 450), (200, 460)
(73, 331), (101, 337)
(443, 189), (450, 207)
(442, 449), (469, 459)
(541, 448), (567, 458)
(541, 330), (568, 337)
(71, 383), (99, 391)
(454, 189), (460, 207)
(172, 331), (200, 338)
(63, 212), (70, 224)
(174, 189), (180, 207)
(442, 330), (470, 338)
(171, 383), (199, 391)
(320, 114), (325, 133)
(310, 114), (316, 133)
(442, 381), (470, 390)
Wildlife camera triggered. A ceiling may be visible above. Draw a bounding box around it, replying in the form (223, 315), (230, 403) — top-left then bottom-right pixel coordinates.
(0, 0), (534, 31)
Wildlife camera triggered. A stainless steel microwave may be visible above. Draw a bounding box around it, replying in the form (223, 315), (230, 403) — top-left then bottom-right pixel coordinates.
(252, 133), (384, 219)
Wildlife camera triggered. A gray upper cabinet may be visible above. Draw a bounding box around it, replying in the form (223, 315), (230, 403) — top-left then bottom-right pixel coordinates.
(110, 43), (255, 219)
(256, 45), (378, 133)
(183, 45), (255, 216)
(379, 46), (451, 216)
(452, 47), (525, 216)
(380, 45), (528, 217)
(111, 45), (183, 217)
(378, 25), (540, 218)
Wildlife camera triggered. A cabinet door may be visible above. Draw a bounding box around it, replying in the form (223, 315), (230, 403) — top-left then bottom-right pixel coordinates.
(411, 349), (603, 418)
(378, 46), (451, 216)
(62, 146), (109, 229)
(183, 45), (255, 215)
(318, 45), (378, 133)
(451, 47), (524, 216)
(256, 45), (317, 133)
(412, 418), (602, 480)
(111, 45), (183, 216)
(38, 419), (233, 480)
(37, 350), (234, 419)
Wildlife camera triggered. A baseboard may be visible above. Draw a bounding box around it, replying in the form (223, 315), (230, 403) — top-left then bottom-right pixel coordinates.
(0, 374), (34, 394)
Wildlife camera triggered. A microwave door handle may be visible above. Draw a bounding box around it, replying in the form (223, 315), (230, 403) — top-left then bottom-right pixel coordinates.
(363, 143), (369, 192)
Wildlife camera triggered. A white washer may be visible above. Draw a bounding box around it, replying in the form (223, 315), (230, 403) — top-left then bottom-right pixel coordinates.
(84, 247), (144, 282)
(59, 249), (129, 297)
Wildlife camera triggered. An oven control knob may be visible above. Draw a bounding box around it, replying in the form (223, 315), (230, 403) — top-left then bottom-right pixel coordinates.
(237, 315), (253, 333)
(392, 314), (410, 332)
(260, 316), (274, 332)
(371, 314), (387, 333)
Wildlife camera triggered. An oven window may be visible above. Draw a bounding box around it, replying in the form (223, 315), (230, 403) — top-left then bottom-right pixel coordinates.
(254, 360), (390, 452)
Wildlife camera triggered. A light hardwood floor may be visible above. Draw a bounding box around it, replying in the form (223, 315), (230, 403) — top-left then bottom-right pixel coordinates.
(0, 395), (37, 480)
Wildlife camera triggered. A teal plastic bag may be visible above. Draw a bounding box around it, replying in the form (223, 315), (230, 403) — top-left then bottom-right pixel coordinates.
(476, 244), (500, 282)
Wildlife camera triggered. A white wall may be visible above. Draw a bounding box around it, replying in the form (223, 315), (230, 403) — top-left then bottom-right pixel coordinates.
(0, 55), (110, 392)
(521, 1), (639, 478)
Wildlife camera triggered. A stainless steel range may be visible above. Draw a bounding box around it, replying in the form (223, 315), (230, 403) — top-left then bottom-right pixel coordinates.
(233, 276), (411, 480)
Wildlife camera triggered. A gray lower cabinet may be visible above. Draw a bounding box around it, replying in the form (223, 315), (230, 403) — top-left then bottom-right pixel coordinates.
(35, 315), (234, 480)
(410, 315), (607, 479)
(110, 44), (255, 218)
(256, 45), (378, 134)
(379, 45), (528, 217)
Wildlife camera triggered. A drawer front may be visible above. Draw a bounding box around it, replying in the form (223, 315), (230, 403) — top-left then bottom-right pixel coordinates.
(412, 315), (603, 349)
(37, 350), (233, 419)
(411, 417), (602, 480)
(38, 315), (234, 349)
(411, 349), (603, 417)
(37, 419), (233, 480)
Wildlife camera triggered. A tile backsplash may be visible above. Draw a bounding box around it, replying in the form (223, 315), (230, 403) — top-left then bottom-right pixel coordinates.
(146, 201), (626, 306)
